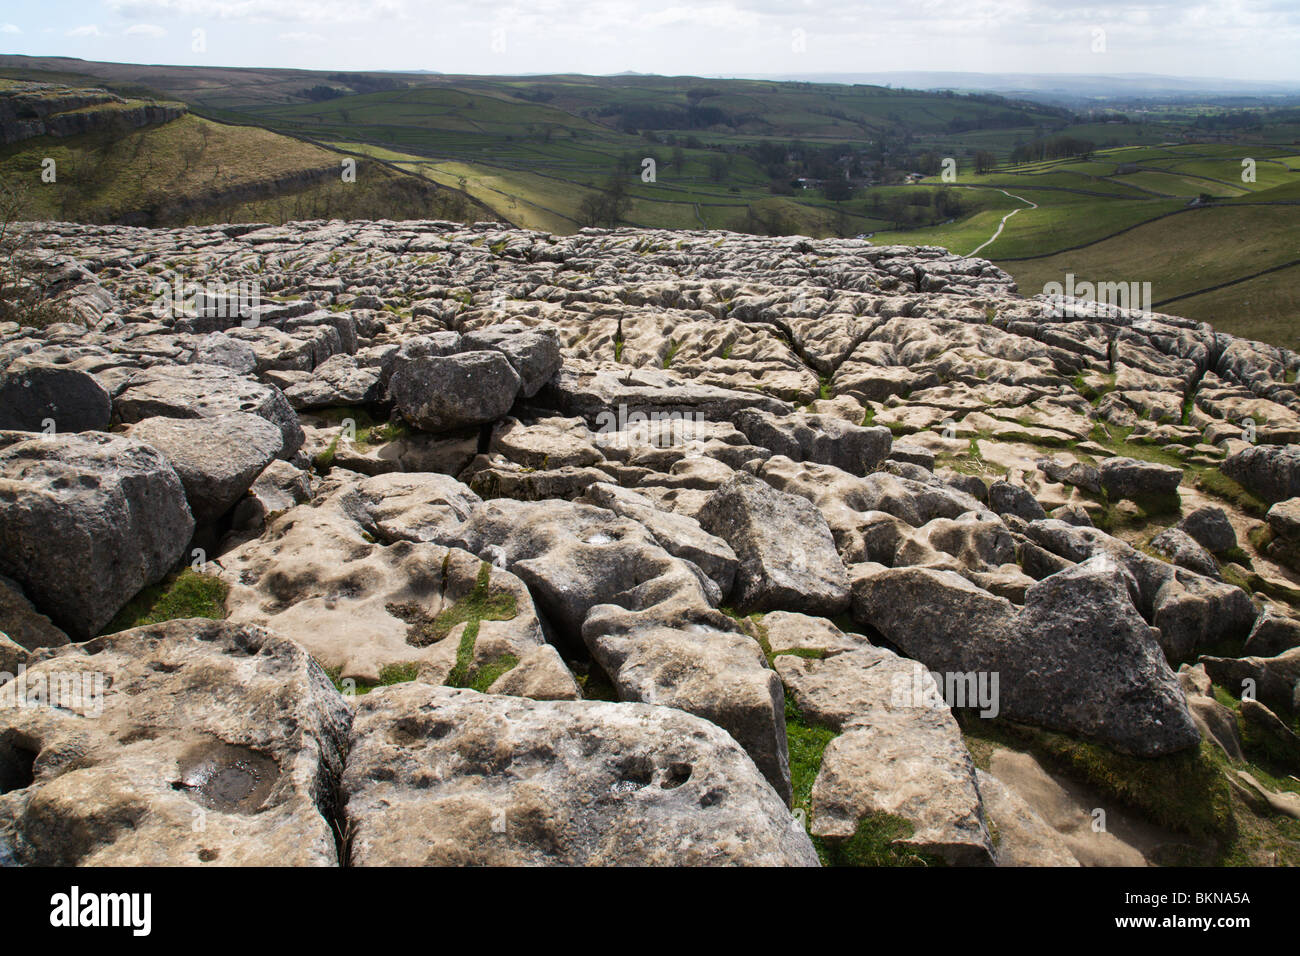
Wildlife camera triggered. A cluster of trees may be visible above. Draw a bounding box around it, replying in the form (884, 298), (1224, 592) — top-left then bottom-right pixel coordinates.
(235, 174), (469, 228)
(595, 103), (744, 132)
(299, 74), (408, 102)
(728, 140), (864, 190)
(299, 85), (346, 102)
(685, 88), (722, 105)
(0, 179), (73, 328)
(577, 176), (631, 227)
(640, 131), (704, 149)
(729, 201), (797, 237)
(911, 152), (947, 176)
(1009, 135), (1095, 163)
(945, 109), (1037, 132)
(1192, 111), (1262, 131)
(867, 187), (964, 228)
(611, 148), (713, 178)
(821, 178), (854, 201)
(324, 73), (407, 95)
(915, 150), (1000, 175)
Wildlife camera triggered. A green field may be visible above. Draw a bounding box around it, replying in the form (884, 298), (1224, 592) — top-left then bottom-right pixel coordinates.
(1003, 204), (1300, 344)
(863, 143), (1300, 342)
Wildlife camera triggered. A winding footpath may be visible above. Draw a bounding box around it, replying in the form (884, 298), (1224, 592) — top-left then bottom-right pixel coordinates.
(968, 189), (1038, 257)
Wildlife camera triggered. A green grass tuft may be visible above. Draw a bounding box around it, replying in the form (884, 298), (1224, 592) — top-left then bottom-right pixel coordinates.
(321, 660), (420, 698)
(819, 813), (948, 867)
(784, 692), (836, 830)
(390, 561), (522, 689)
(1193, 469), (1268, 518)
(446, 620), (481, 688)
(468, 653), (520, 693)
(389, 560), (518, 651)
(377, 661), (420, 686)
(102, 568), (228, 634)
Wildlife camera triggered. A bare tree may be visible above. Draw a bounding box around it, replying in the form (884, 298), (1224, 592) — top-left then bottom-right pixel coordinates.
(0, 179), (74, 328)
(577, 176), (632, 228)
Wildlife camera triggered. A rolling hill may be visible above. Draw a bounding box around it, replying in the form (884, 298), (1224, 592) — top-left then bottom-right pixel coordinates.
(0, 78), (495, 227)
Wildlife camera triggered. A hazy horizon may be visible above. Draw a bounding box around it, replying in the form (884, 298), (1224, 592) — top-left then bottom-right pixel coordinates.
(3, 1), (1298, 84)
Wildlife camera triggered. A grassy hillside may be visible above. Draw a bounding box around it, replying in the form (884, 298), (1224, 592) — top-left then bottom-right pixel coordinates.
(1004, 205), (1300, 346)
(0, 82), (495, 227)
(873, 144), (1300, 345)
(0, 57), (1078, 238)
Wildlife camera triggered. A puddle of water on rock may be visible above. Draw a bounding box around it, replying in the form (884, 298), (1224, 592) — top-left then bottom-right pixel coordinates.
(173, 741), (279, 814)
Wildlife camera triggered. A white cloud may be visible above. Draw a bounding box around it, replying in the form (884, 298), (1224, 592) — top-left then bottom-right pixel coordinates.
(28, 0), (1300, 80)
(0, 23), (21, 34)
(124, 23), (168, 37)
(66, 24), (104, 37)
(105, 0), (409, 25)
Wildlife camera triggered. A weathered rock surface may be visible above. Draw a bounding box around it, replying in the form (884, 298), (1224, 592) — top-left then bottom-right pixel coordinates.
(0, 432), (193, 640)
(461, 324), (562, 398)
(776, 644), (993, 865)
(219, 474), (543, 684)
(113, 363), (304, 458)
(852, 560), (1199, 756)
(0, 574), (69, 652)
(1024, 519), (1257, 662)
(549, 364), (791, 427)
(1222, 444), (1300, 504)
(1150, 527), (1221, 579)
(1200, 647), (1300, 717)
(761, 610), (867, 657)
(733, 408), (891, 475)
(440, 497), (720, 640)
(282, 354), (383, 410)
(1099, 457), (1182, 501)
(1178, 663), (1246, 762)
(7, 218), (1300, 867)
(337, 471), (481, 544)
(390, 350), (522, 433)
(1176, 506), (1237, 554)
(0, 364), (111, 433)
(583, 599), (792, 804)
(975, 770), (1080, 867)
(1244, 607), (1300, 658)
(485, 644), (582, 701)
(988, 480), (1048, 522)
(697, 472), (849, 616)
(577, 481), (737, 597)
(229, 459), (313, 530)
(127, 412), (284, 522)
(0, 619), (350, 866)
(341, 683), (817, 866)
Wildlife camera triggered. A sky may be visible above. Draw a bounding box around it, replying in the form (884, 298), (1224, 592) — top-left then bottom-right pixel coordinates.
(2, 0), (1298, 82)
